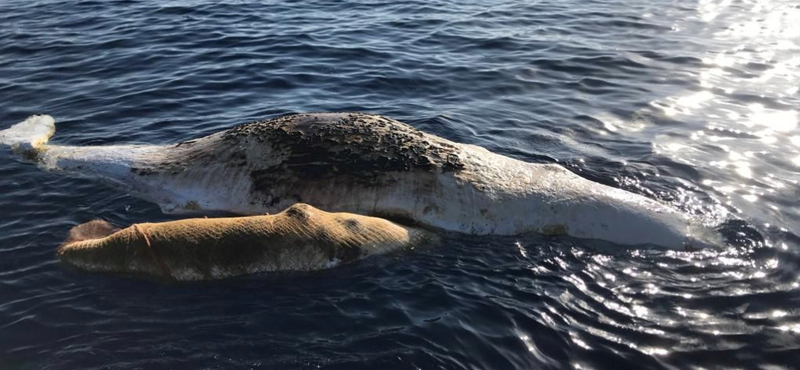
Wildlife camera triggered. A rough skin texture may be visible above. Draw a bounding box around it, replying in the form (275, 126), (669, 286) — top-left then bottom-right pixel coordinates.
(58, 203), (434, 281)
(129, 113), (466, 212)
(15, 112), (720, 248)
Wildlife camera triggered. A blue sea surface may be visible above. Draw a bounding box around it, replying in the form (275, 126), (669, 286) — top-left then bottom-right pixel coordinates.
(1, 0), (799, 369)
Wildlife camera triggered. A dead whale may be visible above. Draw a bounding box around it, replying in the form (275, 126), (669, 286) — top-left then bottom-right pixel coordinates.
(58, 203), (433, 280)
(1, 113), (721, 249)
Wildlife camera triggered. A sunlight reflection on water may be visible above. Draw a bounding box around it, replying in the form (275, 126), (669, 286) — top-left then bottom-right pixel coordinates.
(1, 0), (799, 369)
(638, 0), (800, 234)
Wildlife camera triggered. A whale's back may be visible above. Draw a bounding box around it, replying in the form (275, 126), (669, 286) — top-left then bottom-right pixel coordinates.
(136, 113), (470, 217)
(219, 112), (466, 181)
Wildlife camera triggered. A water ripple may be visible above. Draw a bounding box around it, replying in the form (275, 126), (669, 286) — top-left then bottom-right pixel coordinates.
(1, 0), (798, 369)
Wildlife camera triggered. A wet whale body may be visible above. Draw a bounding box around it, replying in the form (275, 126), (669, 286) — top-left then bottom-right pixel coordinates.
(58, 203), (433, 281)
(1, 113), (721, 249)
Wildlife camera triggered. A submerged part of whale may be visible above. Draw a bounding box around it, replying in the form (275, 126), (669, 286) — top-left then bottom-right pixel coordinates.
(58, 203), (433, 280)
(1, 113), (722, 249)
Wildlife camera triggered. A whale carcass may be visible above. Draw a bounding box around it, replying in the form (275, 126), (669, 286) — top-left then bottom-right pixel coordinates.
(0, 113), (721, 249)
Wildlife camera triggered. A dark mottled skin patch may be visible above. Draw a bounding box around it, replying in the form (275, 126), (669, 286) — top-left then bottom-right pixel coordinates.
(331, 245), (363, 263)
(131, 167), (158, 176)
(341, 218), (361, 231)
(125, 113), (462, 215)
(422, 205), (439, 215)
(222, 113), (464, 192)
(284, 203), (310, 221)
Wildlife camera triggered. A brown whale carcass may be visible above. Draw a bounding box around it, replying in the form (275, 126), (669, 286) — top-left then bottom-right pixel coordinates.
(58, 203), (434, 280)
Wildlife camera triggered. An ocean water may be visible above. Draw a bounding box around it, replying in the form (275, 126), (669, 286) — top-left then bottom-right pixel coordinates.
(1, 0), (798, 369)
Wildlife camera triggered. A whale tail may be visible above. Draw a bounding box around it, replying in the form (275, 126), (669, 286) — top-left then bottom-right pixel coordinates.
(0, 114), (56, 156)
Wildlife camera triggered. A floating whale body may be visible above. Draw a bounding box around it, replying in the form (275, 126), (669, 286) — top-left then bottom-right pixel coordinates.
(58, 203), (433, 280)
(1, 113), (721, 249)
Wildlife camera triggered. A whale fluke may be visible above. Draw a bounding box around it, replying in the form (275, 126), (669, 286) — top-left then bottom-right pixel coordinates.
(0, 115), (56, 155)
